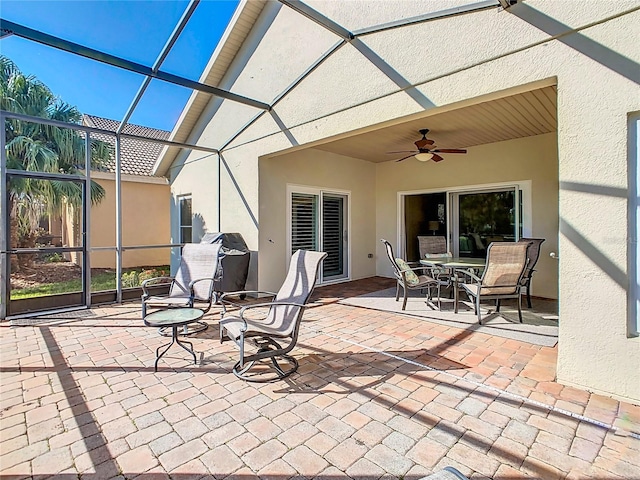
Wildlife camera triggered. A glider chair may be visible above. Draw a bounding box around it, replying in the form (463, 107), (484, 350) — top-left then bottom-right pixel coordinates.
(141, 243), (223, 335)
(460, 241), (530, 324)
(219, 250), (327, 382)
(381, 239), (440, 310)
(517, 237), (545, 308)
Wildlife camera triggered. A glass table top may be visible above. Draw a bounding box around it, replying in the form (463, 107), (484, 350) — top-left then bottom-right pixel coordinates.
(144, 308), (205, 326)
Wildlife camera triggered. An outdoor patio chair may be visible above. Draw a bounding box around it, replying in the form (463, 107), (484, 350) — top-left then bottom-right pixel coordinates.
(381, 239), (441, 310)
(518, 237), (546, 308)
(219, 249), (327, 382)
(418, 235), (447, 256)
(418, 235), (454, 296)
(460, 241), (530, 324)
(141, 243), (223, 335)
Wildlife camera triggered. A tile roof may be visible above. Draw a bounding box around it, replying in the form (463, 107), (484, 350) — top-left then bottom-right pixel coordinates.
(82, 115), (170, 177)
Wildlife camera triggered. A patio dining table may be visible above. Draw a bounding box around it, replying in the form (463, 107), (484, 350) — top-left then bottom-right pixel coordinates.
(420, 257), (486, 313)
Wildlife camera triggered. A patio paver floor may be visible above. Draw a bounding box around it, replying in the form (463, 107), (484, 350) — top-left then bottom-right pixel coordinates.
(1, 277), (639, 479)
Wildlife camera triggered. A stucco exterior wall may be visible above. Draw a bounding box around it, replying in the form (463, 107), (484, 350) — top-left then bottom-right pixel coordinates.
(82, 175), (171, 269)
(376, 133), (559, 300)
(166, 2), (640, 401)
(259, 149), (377, 291)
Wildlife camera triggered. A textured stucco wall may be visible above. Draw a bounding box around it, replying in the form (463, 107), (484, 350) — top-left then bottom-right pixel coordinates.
(259, 149), (377, 291)
(167, 1), (640, 401)
(88, 177), (171, 269)
(376, 133), (559, 300)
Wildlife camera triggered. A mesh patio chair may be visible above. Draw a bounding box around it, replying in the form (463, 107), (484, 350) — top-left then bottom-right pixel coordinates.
(518, 237), (546, 308)
(418, 235), (448, 256)
(381, 239), (441, 310)
(460, 241), (530, 324)
(141, 243), (223, 335)
(219, 250), (327, 382)
(418, 235), (454, 296)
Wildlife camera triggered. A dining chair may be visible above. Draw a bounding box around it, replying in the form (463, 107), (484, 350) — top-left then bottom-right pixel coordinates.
(418, 236), (454, 297)
(460, 242), (530, 324)
(381, 239), (440, 310)
(418, 235), (447, 257)
(518, 237), (546, 308)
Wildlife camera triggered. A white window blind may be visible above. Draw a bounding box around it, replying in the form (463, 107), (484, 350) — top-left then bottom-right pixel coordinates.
(291, 193), (318, 252)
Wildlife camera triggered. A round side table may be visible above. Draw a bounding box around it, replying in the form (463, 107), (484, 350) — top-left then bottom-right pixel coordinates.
(144, 308), (204, 371)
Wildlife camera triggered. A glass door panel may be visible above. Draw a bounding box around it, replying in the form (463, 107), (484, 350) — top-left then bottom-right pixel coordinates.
(451, 188), (518, 258)
(404, 192), (447, 262)
(322, 194), (348, 281)
(290, 190), (349, 283)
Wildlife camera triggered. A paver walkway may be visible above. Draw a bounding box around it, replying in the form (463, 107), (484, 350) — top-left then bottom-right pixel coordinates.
(1, 277), (639, 479)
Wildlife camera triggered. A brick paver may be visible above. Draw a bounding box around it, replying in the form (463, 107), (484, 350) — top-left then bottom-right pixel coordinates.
(1, 277), (638, 479)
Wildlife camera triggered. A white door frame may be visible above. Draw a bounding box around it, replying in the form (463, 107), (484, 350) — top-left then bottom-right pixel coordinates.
(397, 180), (532, 259)
(287, 184), (351, 284)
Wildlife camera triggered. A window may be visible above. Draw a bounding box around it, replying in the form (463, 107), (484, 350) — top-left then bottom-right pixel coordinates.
(289, 187), (349, 283)
(178, 195), (192, 244)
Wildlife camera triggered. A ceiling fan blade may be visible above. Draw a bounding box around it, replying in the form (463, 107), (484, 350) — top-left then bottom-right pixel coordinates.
(431, 154), (444, 162)
(433, 149), (467, 154)
(395, 155), (415, 162)
(386, 150), (418, 154)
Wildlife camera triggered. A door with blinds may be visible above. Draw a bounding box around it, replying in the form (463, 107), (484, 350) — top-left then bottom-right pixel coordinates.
(290, 189), (349, 283)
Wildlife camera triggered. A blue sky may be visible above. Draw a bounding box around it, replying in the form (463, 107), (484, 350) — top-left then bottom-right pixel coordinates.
(0, 0), (239, 131)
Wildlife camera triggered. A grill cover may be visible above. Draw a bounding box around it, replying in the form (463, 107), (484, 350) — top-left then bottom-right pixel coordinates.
(201, 233), (250, 293)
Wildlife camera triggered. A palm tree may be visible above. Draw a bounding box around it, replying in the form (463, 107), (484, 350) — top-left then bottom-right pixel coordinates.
(1, 55), (111, 271)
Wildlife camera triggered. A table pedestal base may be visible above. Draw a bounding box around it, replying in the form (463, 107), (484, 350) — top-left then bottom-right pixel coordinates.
(154, 326), (198, 371)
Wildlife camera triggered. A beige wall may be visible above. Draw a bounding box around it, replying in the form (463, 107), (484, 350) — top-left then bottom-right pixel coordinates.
(376, 133), (559, 300)
(259, 149), (377, 291)
(166, 2), (640, 401)
(68, 174), (171, 268)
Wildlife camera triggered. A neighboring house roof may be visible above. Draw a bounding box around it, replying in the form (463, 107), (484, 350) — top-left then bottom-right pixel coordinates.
(83, 114), (170, 177)
(153, 0), (266, 176)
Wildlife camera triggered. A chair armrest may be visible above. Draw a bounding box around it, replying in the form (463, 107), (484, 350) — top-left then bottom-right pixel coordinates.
(141, 276), (174, 295)
(219, 290), (277, 302)
(458, 269), (481, 283)
(188, 277), (215, 289)
(398, 265), (428, 275)
(219, 290), (278, 314)
(235, 301), (308, 332)
(478, 283), (521, 292)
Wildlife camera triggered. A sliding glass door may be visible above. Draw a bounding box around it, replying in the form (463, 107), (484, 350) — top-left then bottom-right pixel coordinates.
(290, 188), (349, 282)
(450, 187), (521, 257)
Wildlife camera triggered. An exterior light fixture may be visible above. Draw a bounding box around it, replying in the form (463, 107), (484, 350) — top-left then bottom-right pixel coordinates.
(415, 152), (434, 162)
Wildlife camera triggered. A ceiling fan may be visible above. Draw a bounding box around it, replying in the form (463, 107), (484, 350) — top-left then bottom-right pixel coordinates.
(388, 129), (467, 163)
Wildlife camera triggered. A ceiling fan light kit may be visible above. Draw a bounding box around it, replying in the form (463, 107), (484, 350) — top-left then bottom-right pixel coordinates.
(415, 152), (434, 162)
(388, 128), (467, 163)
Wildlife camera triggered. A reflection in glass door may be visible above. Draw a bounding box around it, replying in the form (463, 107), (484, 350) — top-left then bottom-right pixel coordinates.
(450, 188), (521, 257)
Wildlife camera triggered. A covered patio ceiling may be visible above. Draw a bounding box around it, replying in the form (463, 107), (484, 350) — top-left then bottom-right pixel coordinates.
(2, 0), (530, 168)
(312, 84), (557, 163)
